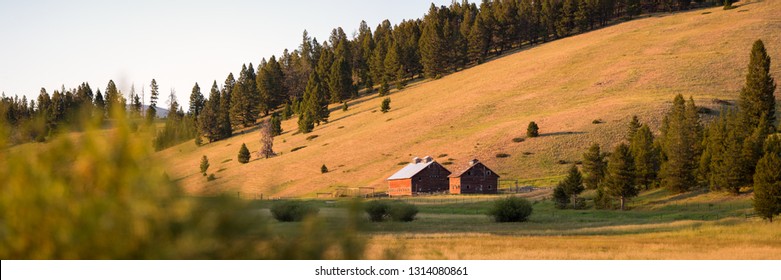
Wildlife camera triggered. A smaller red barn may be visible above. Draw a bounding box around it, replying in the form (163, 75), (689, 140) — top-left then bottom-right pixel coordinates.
(449, 159), (500, 194)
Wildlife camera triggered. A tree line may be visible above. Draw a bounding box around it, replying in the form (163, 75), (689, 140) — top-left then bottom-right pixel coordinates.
(2, 0), (722, 146)
(554, 40), (779, 222)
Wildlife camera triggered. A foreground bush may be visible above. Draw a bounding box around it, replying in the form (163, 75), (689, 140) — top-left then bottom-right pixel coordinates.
(365, 200), (390, 222)
(0, 112), (364, 259)
(488, 196), (533, 222)
(389, 202), (419, 222)
(270, 200), (320, 222)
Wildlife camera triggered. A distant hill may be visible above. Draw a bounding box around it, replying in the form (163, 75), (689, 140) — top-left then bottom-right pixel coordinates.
(156, 2), (781, 198)
(138, 105), (169, 118)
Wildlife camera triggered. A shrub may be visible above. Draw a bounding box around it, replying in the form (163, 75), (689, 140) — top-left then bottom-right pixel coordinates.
(526, 121), (539, 137)
(496, 153), (510, 158)
(592, 119), (604, 124)
(200, 155), (210, 176)
(306, 135), (319, 141)
(342, 102), (348, 111)
(270, 200), (319, 222)
(290, 146), (306, 152)
(553, 186), (569, 209)
(365, 200), (390, 222)
(389, 202), (419, 222)
(238, 143), (250, 163)
(512, 137), (525, 143)
(207, 173), (216, 181)
(380, 98), (391, 113)
(321, 164), (328, 174)
(488, 196), (533, 222)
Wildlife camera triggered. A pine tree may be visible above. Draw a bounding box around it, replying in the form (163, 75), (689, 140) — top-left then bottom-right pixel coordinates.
(198, 81), (221, 142)
(631, 124), (660, 190)
(555, 164), (585, 209)
(553, 185), (570, 209)
(200, 155), (210, 176)
(380, 97), (391, 113)
(93, 89), (105, 121)
(146, 79), (159, 124)
(526, 121), (540, 137)
(230, 64), (260, 127)
(626, 0), (641, 19)
(189, 83), (205, 119)
(582, 143), (607, 189)
(104, 80), (124, 116)
(321, 164), (329, 174)
(660, 95), (701, 193)
(603, 143), (637, 211)
(627, 115), (641, 141)
(467, 16), (490, 64)
(420, 4), (447, 79)
(238, 143), (250, 164)
(707, 109), (750, 194)
(219, 73), (235, 139)
(269, 113), (282, 136)
(298, 71), (328, 133)
(753, 135), (781, 222)
(739, 39), (776, 132)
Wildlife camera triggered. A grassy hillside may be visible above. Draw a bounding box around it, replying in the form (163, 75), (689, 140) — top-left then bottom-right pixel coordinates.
(158, 1), (781, 198)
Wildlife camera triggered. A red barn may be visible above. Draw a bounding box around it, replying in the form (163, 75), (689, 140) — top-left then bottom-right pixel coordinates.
(387, 156), (452, 196)
(449, 159), (500, 194)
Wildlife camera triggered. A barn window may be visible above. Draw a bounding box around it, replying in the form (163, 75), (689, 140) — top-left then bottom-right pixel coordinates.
(466, 185), (470, 190)
(487, 171), (492, 176)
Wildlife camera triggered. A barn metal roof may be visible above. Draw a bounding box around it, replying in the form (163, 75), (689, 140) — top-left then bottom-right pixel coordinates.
(387, 161), (436, 180)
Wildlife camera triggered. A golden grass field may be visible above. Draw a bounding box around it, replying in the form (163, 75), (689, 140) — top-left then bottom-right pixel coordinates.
(157, 1), (781, 198)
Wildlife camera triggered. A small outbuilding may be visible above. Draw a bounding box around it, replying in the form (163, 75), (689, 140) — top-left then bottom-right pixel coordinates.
(387, 156), (452, 196)
(449, 159), (500, 194)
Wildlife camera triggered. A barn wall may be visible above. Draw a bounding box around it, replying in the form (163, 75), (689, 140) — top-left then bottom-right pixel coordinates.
(452, 163), (499, 194)
(449, 177), (462, 194)
(411, 163), (450, 193)
(388, 179), (412, 196)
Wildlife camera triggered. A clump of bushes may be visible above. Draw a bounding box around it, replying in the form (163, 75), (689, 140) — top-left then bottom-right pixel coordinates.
(488, 196), (533, 223)
(270, 200), (319, 222)
(364, 200), (419, 222)
(389, 202), (419, 222)
(365, 200), (390, 222)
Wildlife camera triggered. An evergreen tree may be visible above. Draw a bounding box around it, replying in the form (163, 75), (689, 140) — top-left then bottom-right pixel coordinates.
(189, 82), (205, 119)
(381, 97), (391, 113)
(384, 42), (404, 90)
(753, 135), (781, 222)
(146, 79), (159, 124)
(104, 80), (124, 116)
(269, 113), (282, 136)
(739, 39), (776, 132)
(627, 115), (641, 141)
(631, 124), (660, 190)
(198, 81), (221, 142)
(660, 95), (701, 193)
(238, 143), (250, 164)
(298, 71), (328, 133)
(626, 0), (642, 19)
(468, 16), (490, 64)
(554, 164), (585, 209)
(93, 89), (105, 120)
(553, 185), (570, 209)
(706, 109), (750, 193)
(230, 64), (260, 127)
(582, 143), (607, 189)
(321, 164), (329, 174)
(200, 155), (210, 176)
(526, 121), (540, 137)
(603, 143), (637, 211)
(219, 73), (235, 139)
(420, 4), (447, 79)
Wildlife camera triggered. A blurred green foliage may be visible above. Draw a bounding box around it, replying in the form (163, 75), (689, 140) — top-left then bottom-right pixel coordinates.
(0, 109), (364, 259)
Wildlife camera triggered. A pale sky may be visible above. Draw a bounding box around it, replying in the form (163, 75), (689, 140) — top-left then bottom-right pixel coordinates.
(0, 0), (450, 107)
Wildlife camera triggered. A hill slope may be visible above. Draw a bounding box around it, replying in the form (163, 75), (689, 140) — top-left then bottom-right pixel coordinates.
(158, 2), (781, 198)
